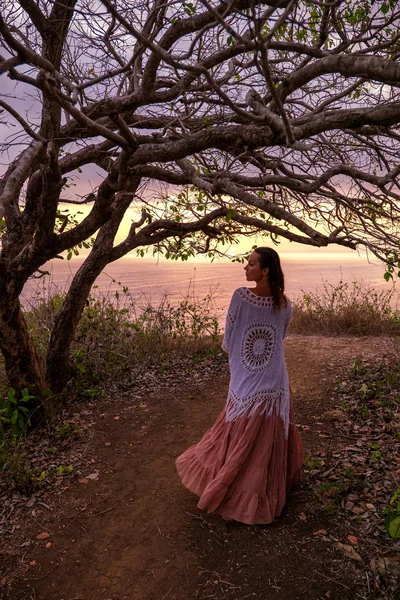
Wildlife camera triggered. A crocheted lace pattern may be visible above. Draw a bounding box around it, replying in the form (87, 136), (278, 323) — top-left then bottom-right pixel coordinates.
(225, 387), (290, 437)
(240, 323), (277, 373)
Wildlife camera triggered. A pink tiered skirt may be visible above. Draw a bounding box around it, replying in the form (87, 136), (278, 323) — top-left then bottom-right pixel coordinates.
(176, 398), (303, 525)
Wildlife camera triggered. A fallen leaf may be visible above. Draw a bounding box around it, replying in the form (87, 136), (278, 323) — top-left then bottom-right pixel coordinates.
(29, 560), (37, 566)
(313, 529), (328, 536)
(337, 542), (362, 562)
(321, 409), (347, 422)
(36, 532), (50, 540)
(85, 471), (99, 480)
(114, 416), (120, 420)
(351, 506), (364, 515)
(45, 542), (52, 549)
(347, 535), (358, 545)
(299, 512), (307, 521)
(374, 556), (400, 578)
(78, 478), (89, 484)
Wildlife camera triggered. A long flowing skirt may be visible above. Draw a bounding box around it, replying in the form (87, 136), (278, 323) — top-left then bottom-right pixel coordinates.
(176, 397), (303, 525)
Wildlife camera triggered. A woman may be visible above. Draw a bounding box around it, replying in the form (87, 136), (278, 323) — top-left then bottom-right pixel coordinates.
(176, 247), (303, 525)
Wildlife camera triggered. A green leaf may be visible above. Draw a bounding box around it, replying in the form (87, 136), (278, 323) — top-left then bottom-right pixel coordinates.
(11, 409), (19, 425)
(18, 413), (25, 431)
(381, 2), (389, 14)
(226, 208), (237, 223)
(385, 512), (400, 539)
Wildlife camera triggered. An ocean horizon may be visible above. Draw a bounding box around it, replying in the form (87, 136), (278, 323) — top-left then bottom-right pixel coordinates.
(21, 251), (397, 322)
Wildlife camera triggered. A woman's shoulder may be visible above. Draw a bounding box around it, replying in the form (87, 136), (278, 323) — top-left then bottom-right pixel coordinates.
(228, 287), (244, 304)
(231, 289), (291, 310)
(231, 287), (247, 298)
(234, 287), (275, 307)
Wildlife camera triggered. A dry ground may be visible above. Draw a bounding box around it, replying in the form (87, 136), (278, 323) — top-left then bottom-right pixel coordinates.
(0, 335), (397, 600)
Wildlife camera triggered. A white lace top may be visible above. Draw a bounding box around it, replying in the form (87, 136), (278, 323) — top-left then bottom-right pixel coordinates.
(222, 287), (292, 437)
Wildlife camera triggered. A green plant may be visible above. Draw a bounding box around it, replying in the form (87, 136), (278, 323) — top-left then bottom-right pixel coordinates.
(0, 441), (37, 495)
(8, 281), (223, 399)
(57, 464), (73, 475)
(304, 455), (324, 472)
(315, 465), (367, 512)
(340, 399), (350, 411)
(69, 284), (222, 388)
(384, 489), (400, 539)
(55, 421), (80, 439)
(73, 350), (87, 375)
(358, 405), (369, 418)
(336, 356), (400, 422)
(0, 387), (34, 436)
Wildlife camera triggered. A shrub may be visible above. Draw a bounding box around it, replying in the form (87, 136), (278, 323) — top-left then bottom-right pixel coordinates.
(290, 279), (400, 336)
(74, 289), (221, 383)
(20, 281), (222, 389)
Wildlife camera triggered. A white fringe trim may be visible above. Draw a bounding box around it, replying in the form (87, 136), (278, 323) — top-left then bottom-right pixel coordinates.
(225, 387), (290, 438)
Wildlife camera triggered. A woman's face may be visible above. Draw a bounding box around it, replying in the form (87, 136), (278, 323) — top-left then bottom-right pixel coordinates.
(244, 252), (269, 282)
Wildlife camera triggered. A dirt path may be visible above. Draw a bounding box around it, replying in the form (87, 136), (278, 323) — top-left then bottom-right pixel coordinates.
(2, 336), (391, 600)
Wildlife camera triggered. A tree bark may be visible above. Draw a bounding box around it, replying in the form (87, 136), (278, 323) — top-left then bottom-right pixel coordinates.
(46, 189), (136, 391)
(45, 252), (110, 391)
(0, 277), (48, 415)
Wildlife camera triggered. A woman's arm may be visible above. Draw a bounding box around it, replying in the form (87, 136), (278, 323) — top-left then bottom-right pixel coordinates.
(283, 299), (292, 339)
(222, 290), (240, 353)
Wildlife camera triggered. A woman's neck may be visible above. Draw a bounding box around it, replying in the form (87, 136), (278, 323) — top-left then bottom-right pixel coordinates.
(250, 281), (272, 297)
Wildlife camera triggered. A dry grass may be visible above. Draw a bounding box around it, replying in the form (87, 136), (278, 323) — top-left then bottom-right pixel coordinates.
(290, 280), (400, 336)
(22, 286), (222, 388)
(2, 278), (399, 398)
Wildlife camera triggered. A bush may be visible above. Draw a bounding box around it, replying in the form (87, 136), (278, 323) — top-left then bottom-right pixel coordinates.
(74, 289), (221, 382)
(290, 279), (400, 336)
(20, 283), (222, 389)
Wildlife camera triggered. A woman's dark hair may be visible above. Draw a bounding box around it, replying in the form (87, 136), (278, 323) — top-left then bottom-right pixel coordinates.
(254, 247), (287, 309)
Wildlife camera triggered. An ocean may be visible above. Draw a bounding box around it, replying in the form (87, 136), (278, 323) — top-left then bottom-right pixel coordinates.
(21, 251), (397, 322)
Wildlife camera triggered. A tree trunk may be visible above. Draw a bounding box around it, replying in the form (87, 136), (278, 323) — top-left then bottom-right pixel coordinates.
(0, 285), (48, 415)
(46, 253), (109, 391)
(46, 190), (136, 391)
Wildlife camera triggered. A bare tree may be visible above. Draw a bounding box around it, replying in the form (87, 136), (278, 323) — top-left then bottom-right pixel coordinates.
(1, 0), (400, 403)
